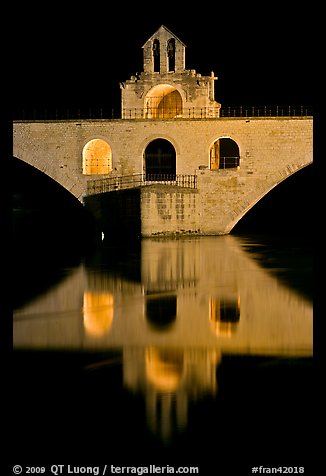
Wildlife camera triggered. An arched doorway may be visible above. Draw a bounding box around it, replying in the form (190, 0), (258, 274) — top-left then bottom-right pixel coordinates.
(210, 137), (240, 170)
(144, 84), (182, 118)
(144, 138), (176, 181)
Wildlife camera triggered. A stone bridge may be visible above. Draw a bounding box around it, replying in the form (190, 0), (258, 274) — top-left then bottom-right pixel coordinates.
(13, 114), (313, 236)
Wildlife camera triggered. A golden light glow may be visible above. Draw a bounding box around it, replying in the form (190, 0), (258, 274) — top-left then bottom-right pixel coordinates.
(209, 139), (220, 170)
(82, 139), (112, 175)
(83, 291), (114, 337)
(145, 347), (183, 392)
(212, 321), (233, 337)
(145, 84), (182, 118)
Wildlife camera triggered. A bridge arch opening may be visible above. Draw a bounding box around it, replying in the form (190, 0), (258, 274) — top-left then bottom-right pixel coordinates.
(82, 139), (113, 175)
(144, 84), (182, 118)
(13, 156), (101, 269)
(209, 137), (240, 170)
(231, 163), (313, 237)
(144, 138), (176, 180)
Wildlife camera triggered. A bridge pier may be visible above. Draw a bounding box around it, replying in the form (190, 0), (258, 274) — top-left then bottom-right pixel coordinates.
(84, 157), (312, 239)
(84, 183), (200, 239)
(84, 187), (142, 240)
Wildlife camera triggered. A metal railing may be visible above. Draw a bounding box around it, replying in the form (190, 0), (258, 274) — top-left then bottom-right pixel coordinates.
(13, 105), (312, 121)
(219, 105), (312, 117)
(218, 157), (240, 169)
(122, 107), (220, 119)
(86, 173), (197, 195)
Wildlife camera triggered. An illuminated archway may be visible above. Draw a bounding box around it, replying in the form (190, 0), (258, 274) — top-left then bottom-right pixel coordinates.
(144, 84), (182, 118)
(209, 137), (240, 170)
(82, 139), (112, 175)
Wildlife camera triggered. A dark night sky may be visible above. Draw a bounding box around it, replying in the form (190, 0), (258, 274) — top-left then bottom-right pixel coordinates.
(12, 2), (317, 116)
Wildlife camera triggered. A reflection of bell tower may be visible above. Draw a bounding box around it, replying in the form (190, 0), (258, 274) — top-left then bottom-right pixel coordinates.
(120, 25), (221, 119)
(123, 347), (220, 442)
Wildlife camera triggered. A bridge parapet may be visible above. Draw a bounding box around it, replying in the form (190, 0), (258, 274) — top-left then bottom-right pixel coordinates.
(13, 105), (312, 121)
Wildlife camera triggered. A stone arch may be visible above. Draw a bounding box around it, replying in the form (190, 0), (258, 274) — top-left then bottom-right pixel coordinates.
(138, 134), (181, 159)
(209, 137), (240, 170)
(225, 162), (312, 234)
(144, 84), (183, 118)
(82, 138), (113, 175)
(144, 138), (176, 180)
(13, 155), (85, 201)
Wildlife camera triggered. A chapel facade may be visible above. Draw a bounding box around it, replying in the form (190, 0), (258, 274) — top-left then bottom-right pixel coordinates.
(120, 25), (221, 120)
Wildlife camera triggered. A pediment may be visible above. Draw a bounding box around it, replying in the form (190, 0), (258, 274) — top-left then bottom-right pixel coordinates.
(142, 25), (186, 48)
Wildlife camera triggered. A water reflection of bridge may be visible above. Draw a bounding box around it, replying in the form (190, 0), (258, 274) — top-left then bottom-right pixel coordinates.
(13, 236), (312, 442)
(14, 236), (312, 354)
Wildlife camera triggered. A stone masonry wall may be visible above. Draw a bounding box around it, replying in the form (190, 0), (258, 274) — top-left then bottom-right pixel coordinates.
(13, 116), (313, 234)
(140, 185), (199, 236)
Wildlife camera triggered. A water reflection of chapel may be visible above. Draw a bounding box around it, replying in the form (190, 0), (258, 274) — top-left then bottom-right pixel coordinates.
(123, 347), (221, 442)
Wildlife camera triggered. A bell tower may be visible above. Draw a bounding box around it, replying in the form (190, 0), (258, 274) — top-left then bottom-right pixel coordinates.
(120, 25), (221, 119)
(142, 25), (186, 74)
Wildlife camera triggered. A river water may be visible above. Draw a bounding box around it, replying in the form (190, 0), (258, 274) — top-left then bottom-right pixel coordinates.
(12, 232), (313, 474)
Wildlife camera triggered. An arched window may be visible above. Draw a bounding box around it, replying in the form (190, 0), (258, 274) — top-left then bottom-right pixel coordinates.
(167, 38), (175, 72)
(144, 138), (176, 180)
(82, 139), (112, 175)
(209, 138), (240, 170)
(153, 39), (160, 72)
